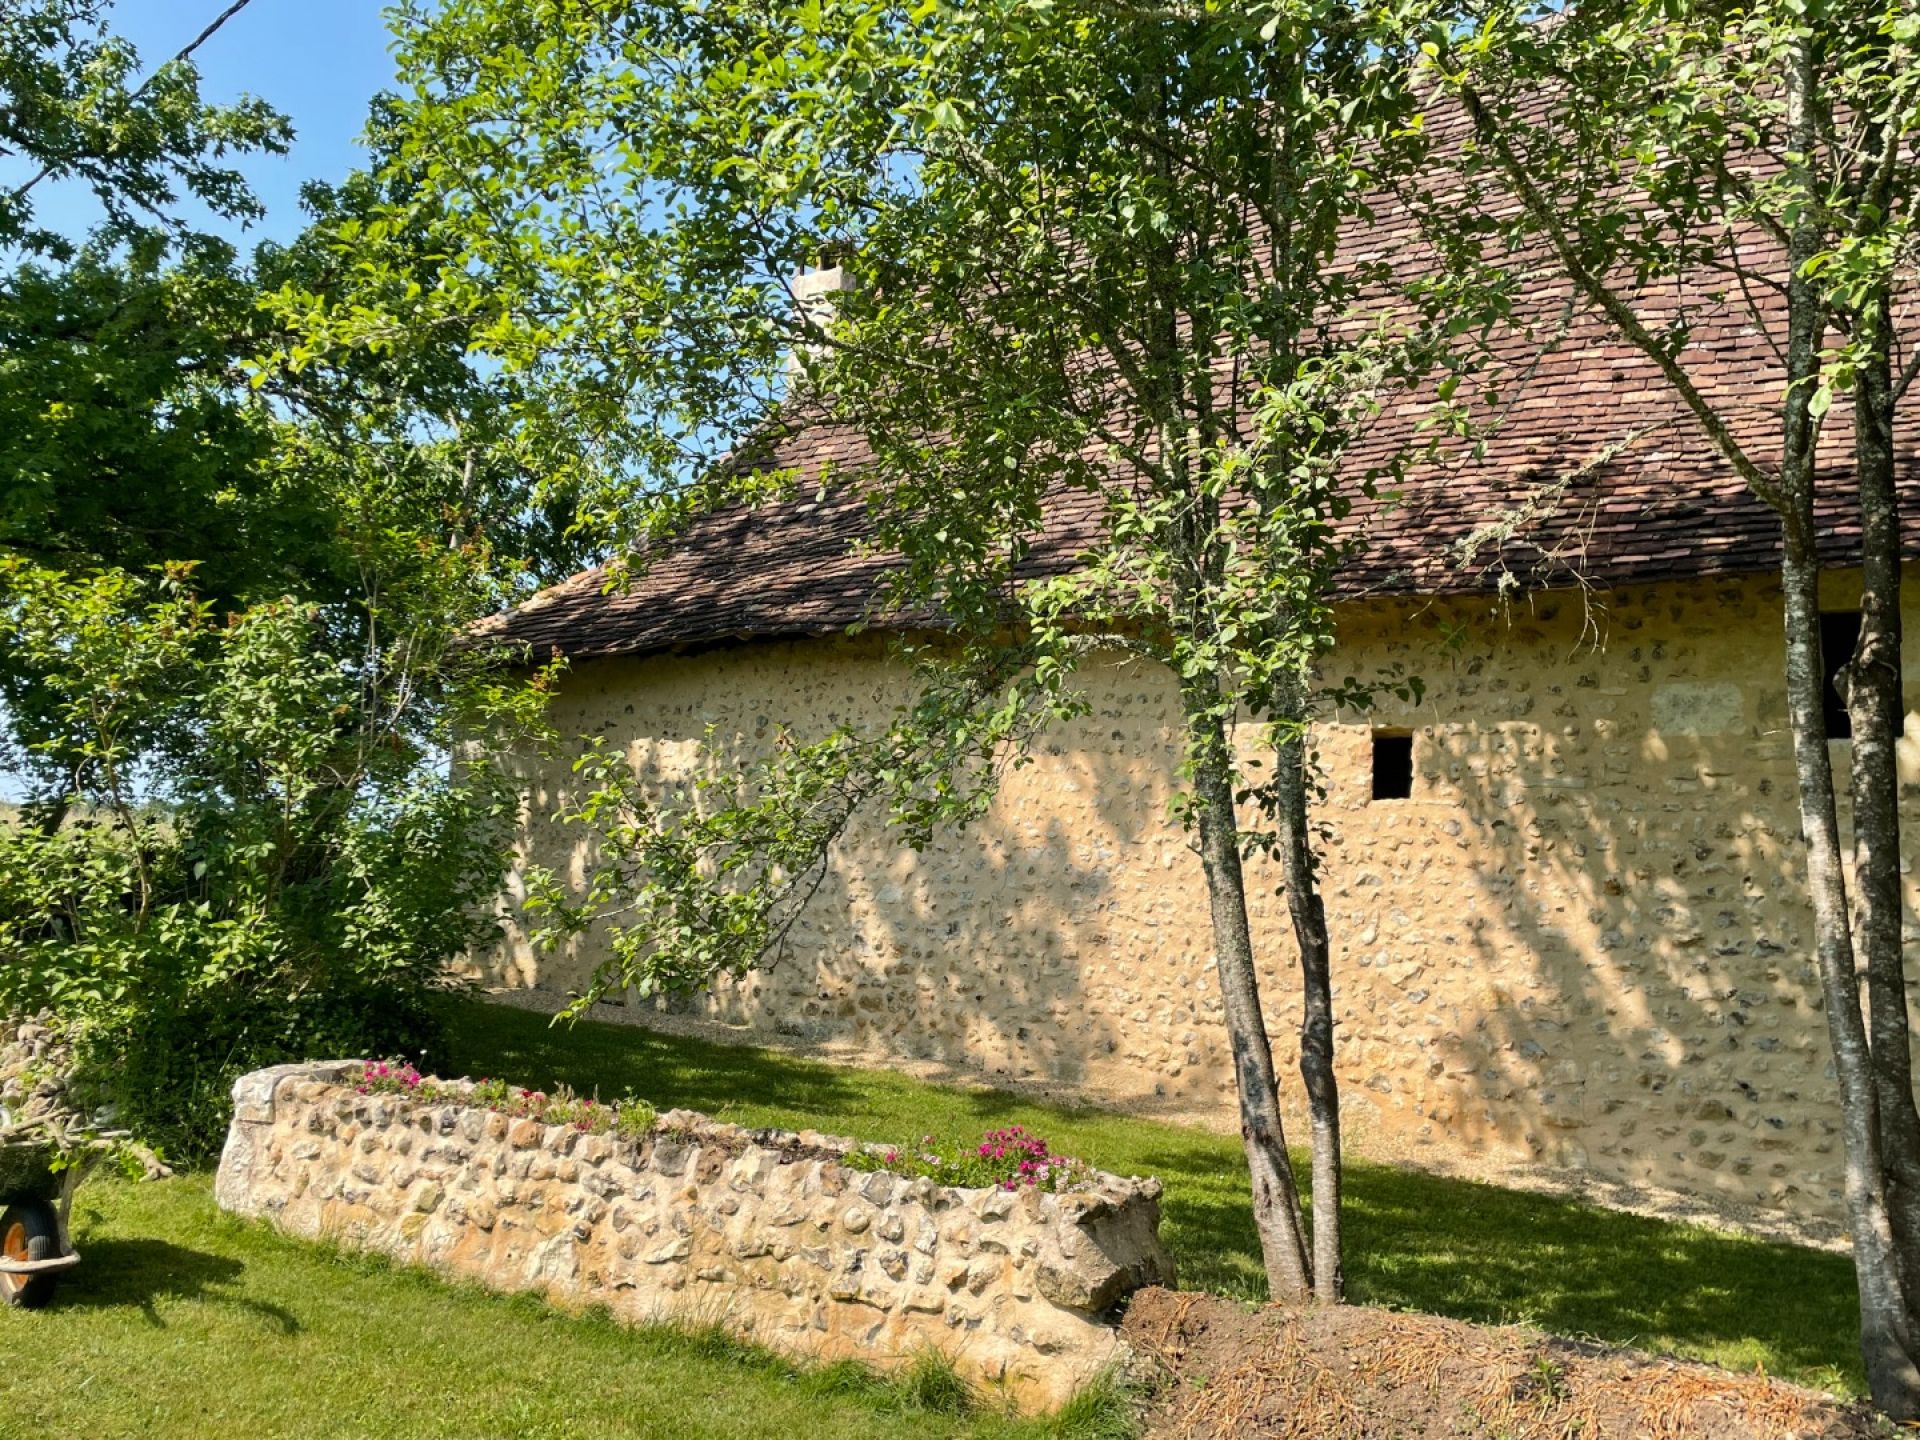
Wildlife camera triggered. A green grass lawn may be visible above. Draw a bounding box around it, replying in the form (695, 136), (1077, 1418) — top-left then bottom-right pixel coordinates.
(438, 1000), (1864, 1395)
(0, 998), (1865, 1440)
(0, 1176), (1128, 1440)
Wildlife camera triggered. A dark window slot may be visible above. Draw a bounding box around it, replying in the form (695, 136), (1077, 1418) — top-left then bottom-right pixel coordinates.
(1821, 611), (1861, 740)
(1372, 732), (1413, 801)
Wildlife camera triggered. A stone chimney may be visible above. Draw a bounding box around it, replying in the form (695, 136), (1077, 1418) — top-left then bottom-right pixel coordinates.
(787, 263), (854, 378)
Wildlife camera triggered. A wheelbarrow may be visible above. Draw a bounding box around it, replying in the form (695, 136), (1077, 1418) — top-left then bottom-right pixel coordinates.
(0, 1133), (86, 1309)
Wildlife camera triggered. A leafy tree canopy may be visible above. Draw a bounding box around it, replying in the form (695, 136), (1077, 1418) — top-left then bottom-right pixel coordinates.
(0, 0), (575, 1159)
(0, 0), (289, 258)
(343, 0), (1457, 1301)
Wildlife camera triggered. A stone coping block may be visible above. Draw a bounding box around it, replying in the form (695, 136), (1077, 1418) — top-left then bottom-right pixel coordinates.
(214, 1062), (1176, 1408)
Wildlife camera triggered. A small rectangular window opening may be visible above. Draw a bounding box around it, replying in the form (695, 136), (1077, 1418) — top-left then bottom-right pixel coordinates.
(1371, 731), (1414, 802)
(1821, 610), (1861, 740)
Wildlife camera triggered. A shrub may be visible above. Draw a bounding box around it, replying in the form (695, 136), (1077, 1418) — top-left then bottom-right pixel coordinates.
(0, 563), (551, 1162)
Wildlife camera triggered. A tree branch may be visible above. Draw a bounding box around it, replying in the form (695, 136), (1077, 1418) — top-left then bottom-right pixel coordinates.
(11, 0), (263, 206)
(1457, 84), (1787, 514)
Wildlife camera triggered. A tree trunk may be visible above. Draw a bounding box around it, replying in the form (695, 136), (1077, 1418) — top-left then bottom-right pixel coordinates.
(1783, 529), (1920, 1413)
(1186, 695), (1315, 1301)
(1774, 38), (1920, 1415)
(1273, 682), (1342, 1301)
(27, 791), (72, 838)
(1847, 293), (1920, 1309)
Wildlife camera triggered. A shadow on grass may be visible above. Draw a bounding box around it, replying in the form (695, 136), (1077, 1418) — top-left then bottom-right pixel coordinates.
(436, 997), (1863, 1394)
(56, 1235), (300, 1335)
(434, 997), (877, 1122)
(1349, 1163), (1856, 1380)
(1146, 1149), (1858, 1384)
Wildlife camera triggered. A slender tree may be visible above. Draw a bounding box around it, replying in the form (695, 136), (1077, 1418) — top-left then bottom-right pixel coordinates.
(1420, 0), (1920, 1411)
(363, 0), (1444, 1301)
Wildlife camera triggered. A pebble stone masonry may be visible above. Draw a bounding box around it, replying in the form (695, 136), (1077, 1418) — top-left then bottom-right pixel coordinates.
(481, 571), (1920, 1226)
(215, 1062), (1177, 1408)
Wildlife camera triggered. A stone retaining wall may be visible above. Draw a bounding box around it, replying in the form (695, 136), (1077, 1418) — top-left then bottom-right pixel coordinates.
(214, 1062), (1175, 1408)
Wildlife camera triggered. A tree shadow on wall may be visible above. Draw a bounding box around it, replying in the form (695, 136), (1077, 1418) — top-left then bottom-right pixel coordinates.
(1332, 583), (1868, 1390)
(809, 804), (1127, 1089)
(769, 657), (1243, 1099)
(496, 641), (1158, 1101)
(1343, 587), (1839, 1204)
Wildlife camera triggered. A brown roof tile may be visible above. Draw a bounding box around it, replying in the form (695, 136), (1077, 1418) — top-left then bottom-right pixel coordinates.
(473, 258), (1916, 664)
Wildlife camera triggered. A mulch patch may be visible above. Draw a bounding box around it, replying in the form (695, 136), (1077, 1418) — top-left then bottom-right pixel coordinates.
(1120, 1287), (1892, 1440)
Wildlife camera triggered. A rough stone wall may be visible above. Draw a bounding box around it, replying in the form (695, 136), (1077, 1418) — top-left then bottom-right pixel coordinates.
(214, 1063), (1175, 1408)
(474, 568), (1920, 1225)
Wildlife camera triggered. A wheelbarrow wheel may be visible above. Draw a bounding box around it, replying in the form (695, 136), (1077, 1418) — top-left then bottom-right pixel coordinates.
(1, 1198), (62, 1310)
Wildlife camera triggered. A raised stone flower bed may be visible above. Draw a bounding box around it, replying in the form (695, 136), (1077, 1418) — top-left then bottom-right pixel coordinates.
(214, 1061), (1176, 1408)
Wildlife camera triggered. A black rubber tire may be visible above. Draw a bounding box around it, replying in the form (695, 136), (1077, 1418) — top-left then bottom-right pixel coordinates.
(0, 1198), (62, 1310)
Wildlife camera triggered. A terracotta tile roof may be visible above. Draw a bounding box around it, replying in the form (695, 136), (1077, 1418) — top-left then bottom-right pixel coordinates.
(473, 270), (1917, 666)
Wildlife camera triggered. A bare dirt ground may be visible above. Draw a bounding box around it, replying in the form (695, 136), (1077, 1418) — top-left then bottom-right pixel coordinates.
(1120, 1288), (1886, 1440)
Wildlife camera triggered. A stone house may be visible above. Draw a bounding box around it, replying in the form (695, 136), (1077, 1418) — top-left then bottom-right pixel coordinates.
(469, 272), (1920, 1231)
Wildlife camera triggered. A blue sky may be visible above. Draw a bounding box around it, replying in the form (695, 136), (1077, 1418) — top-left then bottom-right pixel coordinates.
(23, 0), (401, 247)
